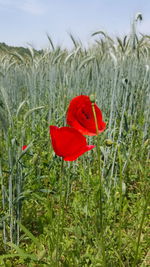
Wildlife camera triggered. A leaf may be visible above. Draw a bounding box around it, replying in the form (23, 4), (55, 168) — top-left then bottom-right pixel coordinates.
(16, 221), (39, 247)
(6, 242), (37, 261)
(39, 189), (54, 193)
(0, 254), (21, 260)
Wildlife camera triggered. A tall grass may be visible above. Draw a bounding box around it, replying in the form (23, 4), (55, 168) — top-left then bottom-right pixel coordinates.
(0, 19), (150, 266)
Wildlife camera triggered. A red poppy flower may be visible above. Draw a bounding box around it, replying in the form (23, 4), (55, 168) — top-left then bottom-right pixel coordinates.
(50, 126), (95, 161)
(22, 145), (27, 151)
(66, 95), (106, 136)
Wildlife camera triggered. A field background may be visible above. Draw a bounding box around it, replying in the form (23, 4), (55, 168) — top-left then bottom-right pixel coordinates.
(0, 21), (150, 267)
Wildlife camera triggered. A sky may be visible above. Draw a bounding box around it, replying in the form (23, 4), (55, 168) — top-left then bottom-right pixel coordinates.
(0, 0), (150, 50)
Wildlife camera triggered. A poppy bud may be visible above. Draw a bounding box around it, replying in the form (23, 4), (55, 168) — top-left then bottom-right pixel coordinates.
(89, 94), (96, 103)
(105, 139), (113, 147)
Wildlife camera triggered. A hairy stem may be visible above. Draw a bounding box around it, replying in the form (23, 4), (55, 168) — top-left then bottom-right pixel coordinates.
(92, 102), (106, 266)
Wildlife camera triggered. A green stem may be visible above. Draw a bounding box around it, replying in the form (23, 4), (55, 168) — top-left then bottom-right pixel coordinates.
(92, 103), (106, 266)
(66, 162), (71, 205)
(56, 159), (64, 266)
(133, 191), (149, 267)
(118, 144), (123, 266)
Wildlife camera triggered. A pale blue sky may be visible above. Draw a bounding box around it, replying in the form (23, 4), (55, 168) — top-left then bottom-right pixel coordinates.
(0, 0), (149, 49)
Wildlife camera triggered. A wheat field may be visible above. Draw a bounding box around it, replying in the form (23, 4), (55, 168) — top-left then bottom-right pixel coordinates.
(0, 18), (150, 267)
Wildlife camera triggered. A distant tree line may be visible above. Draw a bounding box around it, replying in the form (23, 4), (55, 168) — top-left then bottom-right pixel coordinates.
(0, 42), (43, 57)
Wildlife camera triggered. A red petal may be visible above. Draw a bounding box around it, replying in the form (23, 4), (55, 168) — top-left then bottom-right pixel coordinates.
(64, 145), (95, 161)
(49, 126), (95, 161)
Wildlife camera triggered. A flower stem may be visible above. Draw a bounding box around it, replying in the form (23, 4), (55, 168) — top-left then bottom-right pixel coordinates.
(56, 159), (64, 266)
(92, 103), (106, 266)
